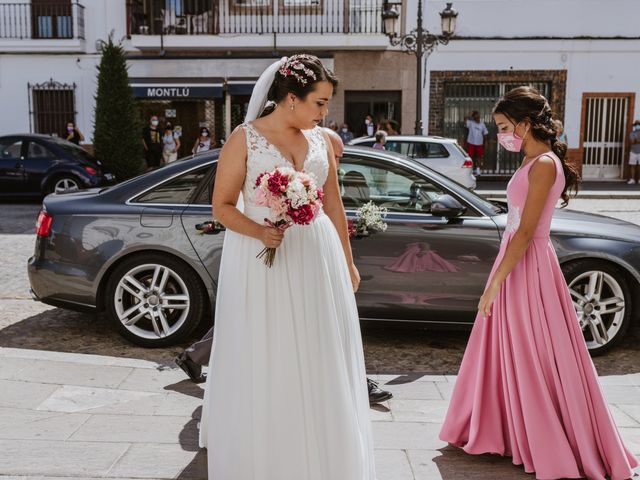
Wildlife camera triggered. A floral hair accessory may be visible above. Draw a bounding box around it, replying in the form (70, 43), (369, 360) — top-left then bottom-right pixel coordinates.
(278, 54), (317, 86)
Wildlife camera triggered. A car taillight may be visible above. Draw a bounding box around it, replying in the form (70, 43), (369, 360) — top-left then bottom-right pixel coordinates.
(462, 159), (473, 168)
(84, 166), (98, 175)
(36, 210), (53, 237)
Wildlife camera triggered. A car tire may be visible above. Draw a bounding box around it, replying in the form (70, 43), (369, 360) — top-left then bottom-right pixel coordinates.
(46, 175), (81, 195)
(105, 253), (207, 348)
(561, 260), (633, 356)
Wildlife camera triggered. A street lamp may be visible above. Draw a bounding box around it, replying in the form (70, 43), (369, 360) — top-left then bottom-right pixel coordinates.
(382, 1), (458, 135)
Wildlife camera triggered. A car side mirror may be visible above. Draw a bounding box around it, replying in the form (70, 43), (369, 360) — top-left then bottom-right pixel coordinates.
(431, 194), (466, 218)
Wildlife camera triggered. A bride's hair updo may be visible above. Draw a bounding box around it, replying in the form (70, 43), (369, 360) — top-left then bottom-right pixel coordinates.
(260, 54), (338, 117)
(493, 86), (580, 206)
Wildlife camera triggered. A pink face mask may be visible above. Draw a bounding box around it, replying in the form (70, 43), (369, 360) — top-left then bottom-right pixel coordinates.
(497, 122), (527, 152)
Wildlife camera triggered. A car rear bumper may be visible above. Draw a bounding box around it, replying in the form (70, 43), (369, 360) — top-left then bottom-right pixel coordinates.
(28, 255), (98, 311)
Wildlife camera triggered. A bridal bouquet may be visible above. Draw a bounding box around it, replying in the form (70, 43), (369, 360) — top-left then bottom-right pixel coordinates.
(348, 201), (388, 239)
(253, 166), (324, 267)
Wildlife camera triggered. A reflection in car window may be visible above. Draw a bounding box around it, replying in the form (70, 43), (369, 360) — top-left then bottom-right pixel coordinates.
(135, 166), (210, 204)
(193, 166), (216, 205)
(0, 140), (22, 159)
(28, 142), (54, 159)
(339, 156), (446, 213)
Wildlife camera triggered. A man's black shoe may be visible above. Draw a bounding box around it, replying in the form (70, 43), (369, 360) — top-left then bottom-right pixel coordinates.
(175, 352), (207, 384)
(367, 378), (393, 404)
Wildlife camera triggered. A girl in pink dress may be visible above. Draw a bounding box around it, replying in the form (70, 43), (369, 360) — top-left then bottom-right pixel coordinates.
(439, 87), (638, 480)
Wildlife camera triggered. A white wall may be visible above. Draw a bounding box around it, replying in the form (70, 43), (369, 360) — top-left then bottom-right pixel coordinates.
(410, 0), (640, 38)
(0, 54), (101, 140)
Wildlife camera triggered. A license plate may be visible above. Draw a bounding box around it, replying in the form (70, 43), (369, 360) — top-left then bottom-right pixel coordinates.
(104, 173), (115, 181)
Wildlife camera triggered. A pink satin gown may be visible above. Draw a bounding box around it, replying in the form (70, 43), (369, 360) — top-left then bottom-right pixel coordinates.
(439, 152), (638, 480)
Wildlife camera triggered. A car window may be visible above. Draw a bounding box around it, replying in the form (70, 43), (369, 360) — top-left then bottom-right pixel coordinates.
(411, 142), (449, 158)
(339, 156), (447, 213)
(0, 139), (23, 159)
(54, 141), (96, 163)
(134, 165), (211, 204)
(27, 142), (55, 159)
(355, 141), (375, 148)
(385, 141), (410, 155)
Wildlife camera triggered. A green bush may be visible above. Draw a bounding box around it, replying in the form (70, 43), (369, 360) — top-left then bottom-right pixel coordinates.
(93, 35), (143, 181)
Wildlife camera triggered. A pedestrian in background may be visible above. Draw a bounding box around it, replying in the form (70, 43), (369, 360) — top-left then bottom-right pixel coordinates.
(327, 120), (339, 132)
(373, 130), (387, 150)
(162, 123), (180, 164)
(464, 111), (489, 176)
(192, 127), (213, 155)
(65, 121), (84, 145)
(627, 120), (640, 185)
(383, 119), (399, 135)
(339, 122), (354, 144)
(554, 119), (568, 144)
(142, 115), (163, 170)
(360, 113), (375, 137)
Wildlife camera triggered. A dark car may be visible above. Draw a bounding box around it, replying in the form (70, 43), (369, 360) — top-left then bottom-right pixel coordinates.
(28, 147), (640, 355)
(0, 134), (115, 196)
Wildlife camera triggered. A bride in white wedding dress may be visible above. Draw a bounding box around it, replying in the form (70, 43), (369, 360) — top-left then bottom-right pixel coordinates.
(199, 54), (376, 479)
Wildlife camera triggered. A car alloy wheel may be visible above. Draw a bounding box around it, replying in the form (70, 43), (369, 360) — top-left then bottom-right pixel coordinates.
(564, 260), (632, 355)
(105, 253), (207, 347)
(53, 177), (80, 194)
(115, 263), (190, 340)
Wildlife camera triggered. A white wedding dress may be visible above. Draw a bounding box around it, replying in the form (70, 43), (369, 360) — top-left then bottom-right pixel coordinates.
(199, 122), (376, 480)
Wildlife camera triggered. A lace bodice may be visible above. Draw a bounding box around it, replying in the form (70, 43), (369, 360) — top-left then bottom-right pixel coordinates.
(241, 122), (330, 209)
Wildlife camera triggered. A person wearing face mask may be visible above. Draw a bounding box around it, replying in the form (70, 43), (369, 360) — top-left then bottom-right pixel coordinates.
(162, 122), (181, 164)
(627, 120), (640, 185)
(192, 127), (213, 155)
(142, 115), (163, 170)
(338, 122), (354, 144)
(65, 121), (84, 145)
(440, 87), (638, 480)
(464, 111), (489, 176)
(360, 114), (375, 137)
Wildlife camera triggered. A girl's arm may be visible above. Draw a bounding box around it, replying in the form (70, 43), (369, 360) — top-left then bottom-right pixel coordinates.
(478, 155), (557, 317)
(320, 130), (360, 291)
(212, 127), (283, 249)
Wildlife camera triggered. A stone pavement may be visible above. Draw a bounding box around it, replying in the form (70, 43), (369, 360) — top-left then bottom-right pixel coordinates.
(0, 347), (638, 479)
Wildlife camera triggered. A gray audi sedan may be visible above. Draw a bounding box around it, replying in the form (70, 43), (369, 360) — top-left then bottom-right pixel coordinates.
(28, 147), (640, 355)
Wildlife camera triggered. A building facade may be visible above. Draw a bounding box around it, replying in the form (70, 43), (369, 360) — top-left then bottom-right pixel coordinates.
(1, 0), (639, 178)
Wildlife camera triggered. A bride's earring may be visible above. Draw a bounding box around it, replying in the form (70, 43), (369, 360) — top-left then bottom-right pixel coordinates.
(290, 103), (295, 111)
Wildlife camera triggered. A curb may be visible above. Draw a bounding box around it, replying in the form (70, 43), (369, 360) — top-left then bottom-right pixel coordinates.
(0, 346), (168, 370)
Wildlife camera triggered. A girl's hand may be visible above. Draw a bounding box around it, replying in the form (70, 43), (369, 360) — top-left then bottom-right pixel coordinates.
(349, 263), (361, 292)
(259, 225), (284, 248)
(478, 281), (500, 319)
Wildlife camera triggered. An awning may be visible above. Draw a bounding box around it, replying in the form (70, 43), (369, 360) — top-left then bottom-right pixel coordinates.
(227, 81), (255, 96)
(130, 78), (223, 99)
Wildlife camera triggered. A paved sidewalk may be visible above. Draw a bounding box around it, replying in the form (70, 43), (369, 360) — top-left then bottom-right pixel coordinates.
(476, 180), (640, 199)
(0, 348), (638, 479)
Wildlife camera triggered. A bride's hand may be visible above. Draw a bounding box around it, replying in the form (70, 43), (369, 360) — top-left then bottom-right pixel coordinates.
(349, 263), (361, 292)
(259, 225), (284, 248)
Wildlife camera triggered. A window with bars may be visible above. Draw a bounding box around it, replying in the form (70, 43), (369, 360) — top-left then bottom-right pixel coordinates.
(29, 80), (76, 137)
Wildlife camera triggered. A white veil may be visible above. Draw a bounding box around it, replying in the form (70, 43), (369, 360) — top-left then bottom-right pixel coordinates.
(244, 57), (288, 123)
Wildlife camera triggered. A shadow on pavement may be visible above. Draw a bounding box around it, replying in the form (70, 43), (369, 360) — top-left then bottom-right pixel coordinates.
(432, 445), (532, 479)
(0, 306), (637, 376)
(175, 406), (208, 479)
(0, 201), (42, 235)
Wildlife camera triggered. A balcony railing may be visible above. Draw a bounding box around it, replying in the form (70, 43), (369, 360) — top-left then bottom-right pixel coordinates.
(128, 0), (385, 36)
(0, 1), (85, 40)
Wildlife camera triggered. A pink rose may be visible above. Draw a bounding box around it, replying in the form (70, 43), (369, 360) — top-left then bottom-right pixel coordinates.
(288, 204), (315, 225)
